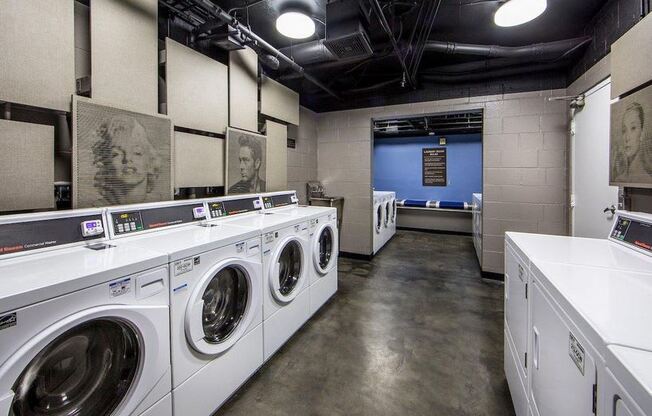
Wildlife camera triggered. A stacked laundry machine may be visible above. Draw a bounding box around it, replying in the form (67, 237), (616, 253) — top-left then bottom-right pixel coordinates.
(0, 190), (338, 416)
(372, 190), (396, 255)
(504, 211), (652, 416)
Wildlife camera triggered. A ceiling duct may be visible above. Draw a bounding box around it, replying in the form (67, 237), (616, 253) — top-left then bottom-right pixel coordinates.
(322, 0), (373, 60)
(424, 37), (592, 59)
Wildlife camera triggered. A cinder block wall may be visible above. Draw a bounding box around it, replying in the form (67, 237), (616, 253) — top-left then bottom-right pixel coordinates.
(316, 89), (569, 273)
(287, 106), (319, 204)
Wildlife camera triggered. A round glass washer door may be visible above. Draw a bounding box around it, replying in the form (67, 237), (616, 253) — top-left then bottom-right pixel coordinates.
(270, 237), (305, 303)
(10, 319), (139, 416)
(375, 205), (383, 233)
(313, 223), (338, 275)
(391, 200), (397, 223)
(185, 259), (261, 356)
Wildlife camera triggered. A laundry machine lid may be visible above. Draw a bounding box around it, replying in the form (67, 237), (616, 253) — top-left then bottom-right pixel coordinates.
(269, 236), (306, 303)
(185, 258), (261, 356)
(0, 244), (167, 315)
(313, 222), (338, 275)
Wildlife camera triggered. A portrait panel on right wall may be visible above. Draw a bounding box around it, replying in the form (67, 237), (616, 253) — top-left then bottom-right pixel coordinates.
(610, 84), (652, 188)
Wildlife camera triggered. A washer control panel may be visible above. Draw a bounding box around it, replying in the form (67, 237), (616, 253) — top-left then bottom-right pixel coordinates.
(609, 212), (652, 256)
(207, 197), (262, 219)
(262, 193), (298, 209)
(81, 219), (104, 237)
(112, 212), (144, 235)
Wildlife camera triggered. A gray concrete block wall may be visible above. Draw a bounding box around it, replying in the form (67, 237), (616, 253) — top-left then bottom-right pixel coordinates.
(316, 90), (569, 271)
(287, 107), (319, 204)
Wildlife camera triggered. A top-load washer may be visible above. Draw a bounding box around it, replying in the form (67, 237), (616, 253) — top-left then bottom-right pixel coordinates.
(211, 197), (312, 361)
(260, 191), (339, 315)
(0, 209), (172, 416)
(373, 191), (385, 254)
(105, 199), (263, 416)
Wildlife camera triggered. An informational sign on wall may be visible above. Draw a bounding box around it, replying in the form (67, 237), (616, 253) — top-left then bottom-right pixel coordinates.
(423, 148), (447, 186)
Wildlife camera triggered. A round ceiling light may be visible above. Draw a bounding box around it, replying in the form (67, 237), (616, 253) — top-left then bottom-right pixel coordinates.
(276, 11), (315, 39)
(494, 0), (547, 27)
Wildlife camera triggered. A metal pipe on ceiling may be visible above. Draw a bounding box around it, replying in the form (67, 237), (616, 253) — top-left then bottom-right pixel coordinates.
(184, 0), (341, 100)
(424, 37), (592, 59)
(369, 0), (415, 88)
(420, 61), (567, 83)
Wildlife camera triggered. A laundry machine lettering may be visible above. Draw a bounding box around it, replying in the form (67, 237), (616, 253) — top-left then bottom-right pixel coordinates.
(0, 313), (17, 331)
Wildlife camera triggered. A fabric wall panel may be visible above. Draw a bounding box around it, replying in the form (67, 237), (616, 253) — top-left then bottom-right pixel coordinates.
(0, 120), (54, 212)
(91, 0), (158, 114)
(0, 0), (75, 111)
(174, 131), (225, 188)
(612, 13), (652, 98)
(265, 121), (288, 192)
(229, 47), (259, 132)
(166, 38), (228, 133)
(261, 76), (300, 126)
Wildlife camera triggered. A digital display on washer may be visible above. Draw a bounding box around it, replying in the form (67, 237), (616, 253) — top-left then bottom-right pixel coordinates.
(0, 214), (105, 256)
(217, 197), (262, 217)
(112, 203), (205, 235)
(611, 217), (652, 253)
(263, 194), (296, 208)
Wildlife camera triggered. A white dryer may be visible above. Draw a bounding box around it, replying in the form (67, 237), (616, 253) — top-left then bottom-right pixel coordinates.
(603, 345), (652, 416)
(373, 191), (385, 254)
(259, 191), (339, 316)
(0, 209), (171, 416)
(106, 199), (263, 416)
(215, 206), (312, 361)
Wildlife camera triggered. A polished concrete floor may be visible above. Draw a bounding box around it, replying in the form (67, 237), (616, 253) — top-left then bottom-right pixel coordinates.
(215, 230), (515, 416)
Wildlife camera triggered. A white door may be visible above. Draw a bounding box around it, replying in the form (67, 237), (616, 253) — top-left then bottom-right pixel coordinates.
(571, 77), (619, 238)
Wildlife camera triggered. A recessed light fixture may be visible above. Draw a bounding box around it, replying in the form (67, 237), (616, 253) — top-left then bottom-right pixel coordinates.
(494, 0), (547, 27)
(276, 11), (315, 39)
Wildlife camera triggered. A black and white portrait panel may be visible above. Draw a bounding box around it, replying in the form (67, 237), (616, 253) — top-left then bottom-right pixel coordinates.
(610, 84), (652, 188)
(226, 127), (267, 194)
(73, 98), (173, 208)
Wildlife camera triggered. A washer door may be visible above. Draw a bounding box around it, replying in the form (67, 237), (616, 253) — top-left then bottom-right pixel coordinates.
(269, 236), (306, 303)
(0, 305), (168, 416)
(391, 200), (396, 223)
(10, 319), (138, 416)
(313, 222), (338, 276)
(375, 204), (383, 234)
(185, 259), (261, 356)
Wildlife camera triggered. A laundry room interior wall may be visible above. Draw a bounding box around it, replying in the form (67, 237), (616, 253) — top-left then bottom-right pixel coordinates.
(373, 134), (482, 202)
(318, 91), (569, 273)
(287, 107), (319, 204)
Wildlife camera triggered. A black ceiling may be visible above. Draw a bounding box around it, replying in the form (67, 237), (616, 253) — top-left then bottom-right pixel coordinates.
(174, 0), (627, 111)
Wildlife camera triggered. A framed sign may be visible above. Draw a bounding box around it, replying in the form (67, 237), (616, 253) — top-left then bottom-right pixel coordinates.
(610, 83), (652, 188)
(423, 148), (447, 187)
(226, 127), (267, 194)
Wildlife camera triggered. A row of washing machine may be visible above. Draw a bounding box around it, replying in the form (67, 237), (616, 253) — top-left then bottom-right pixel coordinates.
(372, 191), (397, 255)
(504, 210), (652, 416)
(0, 190), (339, 416)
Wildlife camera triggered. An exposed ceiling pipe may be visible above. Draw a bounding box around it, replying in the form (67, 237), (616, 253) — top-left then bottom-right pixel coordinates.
(408, 0), (443, 84)
(186, 0), (341, 100)
(420, 61), (567, 83)
(369, 0), (415, 88)
(424, 37), (592, 59)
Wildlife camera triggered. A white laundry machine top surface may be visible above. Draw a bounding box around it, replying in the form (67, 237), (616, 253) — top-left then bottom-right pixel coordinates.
(532, 260), (652, 353)
(269, 205), (336, 221)
(219, 211), (308, 233)
(0, 243), (167, 314)
(506, 232), (652, 273)
(606, 345), (652, 412)
(114, 222), (260, 262)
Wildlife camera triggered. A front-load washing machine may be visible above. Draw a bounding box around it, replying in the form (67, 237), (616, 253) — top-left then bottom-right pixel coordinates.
(106, 200), (263, 416)
(373, 191), (385, 254)
(603, 345), (652, 416)
(213, 206), (311, 361)
(377, 191), (396, 246)
(0, 209), (172, 416)
(259, 191), (339, 316)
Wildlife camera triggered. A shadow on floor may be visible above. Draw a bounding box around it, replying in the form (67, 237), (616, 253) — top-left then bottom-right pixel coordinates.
(214, 230), (515, 416)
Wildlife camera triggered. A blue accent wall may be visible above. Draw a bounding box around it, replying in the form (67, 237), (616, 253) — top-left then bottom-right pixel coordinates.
(373, 134), (482, 202)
